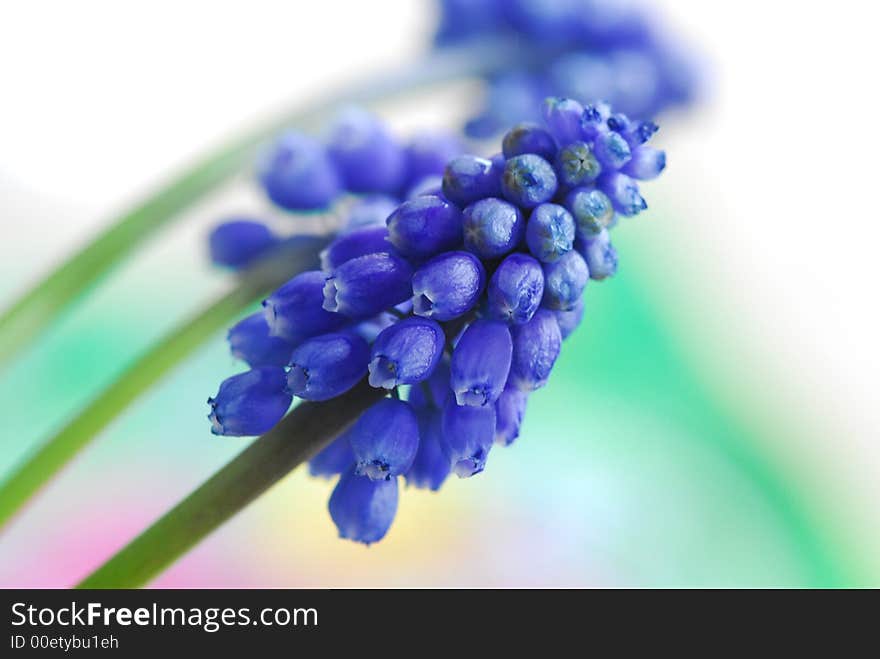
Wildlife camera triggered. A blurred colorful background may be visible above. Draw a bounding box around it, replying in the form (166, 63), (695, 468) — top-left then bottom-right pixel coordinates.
(1, 1), (877, 587)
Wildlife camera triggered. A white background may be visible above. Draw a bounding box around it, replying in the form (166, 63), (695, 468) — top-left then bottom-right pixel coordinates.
(1, 1), (878, 559)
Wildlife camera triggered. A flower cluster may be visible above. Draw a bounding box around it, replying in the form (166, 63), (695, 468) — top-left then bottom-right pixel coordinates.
(207, 107), (464, 270)
(207, 96), (665, 544)
(435, 0), (697, 137)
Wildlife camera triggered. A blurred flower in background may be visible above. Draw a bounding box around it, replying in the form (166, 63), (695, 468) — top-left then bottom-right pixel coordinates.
(435, 0), (698, 137)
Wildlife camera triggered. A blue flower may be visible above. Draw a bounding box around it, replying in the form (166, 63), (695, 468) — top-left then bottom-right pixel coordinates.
(208, 368), (292, 436)
(263, 271), (348, 344)
(565, 187), (615, 240)
(329, 467), (399, 544)
(349, 398), (420, 481)
(227, 313), (295, 368)
(405, 408), (451, 490)
(258, 132), (341, 211)
(210, 94), (669, 544)
(320, 225), (391, 272)
(441, 396), (496, 477)
(411, 251), (485, 321)
(541, 250), (589, 311)
(327, 108), (406, 195)
(509, 309), (562, 391)
(287, 332), (369, 401)
(542, 97), (586, 145)
(487, 253), (544, 324)
(462, 197), (524, 259)
(554, 141), (601, 188)
(208, 220), (278, 269)
(495, 385), (528, 446)
(502, 122), (558, 162)
(578, 229), (618, 281)
(450, 319), (513, 407)
(599, 171), (647, 216)
(323, 252), (413, 319)
(387, 195), (463, 260)
(501, 154), (558, 208)
(368, 316), (445, 389)
(441, 154), (503, 207)
(435, 1), (700, 136)
(525, 203), (575, 263)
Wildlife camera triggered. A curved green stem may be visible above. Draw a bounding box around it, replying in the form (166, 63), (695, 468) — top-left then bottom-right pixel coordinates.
(0, 38), (520, 370)
(0, 238), (327, 531)
(77, 379), (386, 589)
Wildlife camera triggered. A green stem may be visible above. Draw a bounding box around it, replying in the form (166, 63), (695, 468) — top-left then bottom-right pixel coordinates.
(77, 379), (385, 588)
(0, 238), (327, 531)
(0, 38), (521, 370)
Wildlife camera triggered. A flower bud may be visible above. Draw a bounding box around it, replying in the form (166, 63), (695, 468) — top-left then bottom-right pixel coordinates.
(579, 229), (618, 280)
(487, 253), (544, 325)
(542, 97), (585, 145)
(622, 146), (666, 181)
(349, 399), (420, 481)
(495, 386), (529, 446)
(208, 368), (291, 436)
(412, 251), (485, 321)
(441, 397), (496, 478)
(258, 132), (340, 211)
(387, 195), (463, 260)
(509, 309), (562, 391)
(208, 220), (277, 269)
(564, 187), (615, 240)
(227, 312), (295, 368)
(323, 252), (413, 318)
(369, 317), (445, 389)
(462, 197), (524, 259)
(442, 154), (502, 207)
(287, 332), (369, 401)
(502, 122), (558, 162)
(525, 203), (575, 263)
(501, 154), (558, 208)
(599, 171), (647, 216)
(542, 250), (589, 311)
(450, 320), (513, 407)
(555, 141), (602, 188)
(263, 271), (348, 344)
(327, 108), (405, 194)
(329, 467), (398, 545)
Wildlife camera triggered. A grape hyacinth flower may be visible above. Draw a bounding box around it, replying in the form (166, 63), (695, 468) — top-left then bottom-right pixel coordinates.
(368, 317), (445, 389)
(208, 219), (279, 269)
(487, 253), (544, 325)
(329, 467), (399, 545)
(287, 332), (369, 401)
(227, 313), (295, 368)
(208, 96), (666, 544)
(208, 368), (292, 437)
(450, 320), (513, 407)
